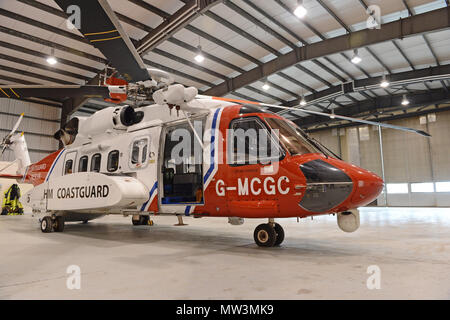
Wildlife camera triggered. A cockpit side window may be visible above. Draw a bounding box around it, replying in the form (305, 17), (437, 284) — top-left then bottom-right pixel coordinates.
(264, 118), (318, 156)
(228, 117), (282, 166)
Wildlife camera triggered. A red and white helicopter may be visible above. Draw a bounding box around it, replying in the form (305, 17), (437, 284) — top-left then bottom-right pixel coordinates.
(0, 0), (429, 247)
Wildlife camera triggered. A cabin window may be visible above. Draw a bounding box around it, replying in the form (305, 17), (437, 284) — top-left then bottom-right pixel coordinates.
(91, 153), (101, 172)
(107, 150), (120, 172)
(228, 117), (282, 166)
(64, 160), (73, 175)
(78, 156), (88, 172)
(131, 138), (149, 168)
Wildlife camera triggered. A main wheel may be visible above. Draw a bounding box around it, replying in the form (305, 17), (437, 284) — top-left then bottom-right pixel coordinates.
(140, 215), (150, 225)
(41, 216), (53, 233)
(132, 215), (149, 226)
(254, 224), (277, 247)
(273, 223), (285, 246)
(54, 216), (65, 232)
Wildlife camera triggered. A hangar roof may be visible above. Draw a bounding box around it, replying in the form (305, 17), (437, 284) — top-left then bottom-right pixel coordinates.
(0, 0), (449, 129)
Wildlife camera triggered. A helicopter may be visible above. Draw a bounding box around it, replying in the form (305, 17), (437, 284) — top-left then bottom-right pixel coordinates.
(0, 0), (430, 247)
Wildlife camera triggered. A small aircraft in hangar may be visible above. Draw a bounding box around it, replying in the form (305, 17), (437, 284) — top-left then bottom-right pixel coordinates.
(0, 0), (430, 247)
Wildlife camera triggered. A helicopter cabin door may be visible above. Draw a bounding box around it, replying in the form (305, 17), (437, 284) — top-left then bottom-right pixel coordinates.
(159, 118), (205, 214)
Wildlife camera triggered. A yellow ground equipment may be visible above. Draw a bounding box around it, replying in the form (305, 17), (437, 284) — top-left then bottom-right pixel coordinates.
(1, 184), (23, 216)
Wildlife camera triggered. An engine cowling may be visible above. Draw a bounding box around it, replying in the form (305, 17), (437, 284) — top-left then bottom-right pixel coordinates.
(55, 106), (144, 146)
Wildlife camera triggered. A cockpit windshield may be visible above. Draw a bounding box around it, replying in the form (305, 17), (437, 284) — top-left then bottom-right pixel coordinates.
(265, 117), (342, 159)
(264, 118), (320, 156)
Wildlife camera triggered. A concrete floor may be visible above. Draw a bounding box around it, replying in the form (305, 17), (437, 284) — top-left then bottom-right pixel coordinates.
(0, 207), (449, 300)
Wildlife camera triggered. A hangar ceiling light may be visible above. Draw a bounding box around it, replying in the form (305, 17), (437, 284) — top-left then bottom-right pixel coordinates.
(194, 45), (205, 63)
(262, 79), (270, 91)
(300, 96), (307, 106)
(46, 48), (58, 65)
(351, 49), (362, 64)
(380, 74), (390, 88)
(402, 95), (410, 106)
(294, 0), (307, 18)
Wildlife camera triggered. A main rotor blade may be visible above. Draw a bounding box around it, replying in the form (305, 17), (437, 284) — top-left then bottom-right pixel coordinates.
(197, 95), (431, 137)
(10, 113), (24, 136)
(0, 85), (110, 99)
(54, 0), (150, 83)
(1, 144), (7, 156)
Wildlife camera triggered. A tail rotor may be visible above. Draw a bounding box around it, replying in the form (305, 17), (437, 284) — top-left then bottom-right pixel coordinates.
(1, 113), (24, 156)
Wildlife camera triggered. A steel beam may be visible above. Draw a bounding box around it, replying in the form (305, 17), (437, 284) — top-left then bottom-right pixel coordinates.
(306, 105), (450, 133)
(284, 64), (450, 108)
(204, 6), (450, 97)
(137, 0), (223, 54)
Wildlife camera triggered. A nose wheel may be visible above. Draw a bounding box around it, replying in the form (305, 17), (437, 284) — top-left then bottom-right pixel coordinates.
(254, 222), (285, 247)
(40, 216), (65, 233)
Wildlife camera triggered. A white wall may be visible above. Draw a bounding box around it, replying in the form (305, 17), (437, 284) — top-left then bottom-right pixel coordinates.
(0, 98), (61, 163)
(309, 108), (450, 207)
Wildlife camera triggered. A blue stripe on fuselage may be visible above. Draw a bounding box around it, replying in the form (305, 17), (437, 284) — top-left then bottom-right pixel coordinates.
(141, 182), (158, 211)
(203, 108), (221, 184)
(46, 149), (65, 182)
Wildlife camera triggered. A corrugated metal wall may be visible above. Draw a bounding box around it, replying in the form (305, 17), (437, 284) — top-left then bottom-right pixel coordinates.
(0, 98), (60, 163)
(310, 109), (450, 207)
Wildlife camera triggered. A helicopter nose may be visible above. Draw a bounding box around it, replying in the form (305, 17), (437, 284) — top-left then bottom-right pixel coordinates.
(298, 158), (384, 213)
(345, 165), (384, 208)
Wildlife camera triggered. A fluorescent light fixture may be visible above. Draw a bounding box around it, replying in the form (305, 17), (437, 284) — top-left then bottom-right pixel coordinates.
(401, 94), (410, 106)
(380, 74), (390, 88)
(194, 45), (205, 63)
(294, 0), (307, 18)
(351, 49), (362, 64)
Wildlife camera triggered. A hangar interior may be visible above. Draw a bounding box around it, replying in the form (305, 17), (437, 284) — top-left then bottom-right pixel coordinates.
(0, 0), (450, 300)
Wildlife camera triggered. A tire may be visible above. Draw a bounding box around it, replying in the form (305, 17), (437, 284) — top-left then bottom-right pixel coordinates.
(133, 215), (149, 225)
(273, 223), (285, 246)
(54, 216), (65, 232)
(254, 223), (277, 247)
(140, 215), (150, 225)
(41, 216), (53, 233)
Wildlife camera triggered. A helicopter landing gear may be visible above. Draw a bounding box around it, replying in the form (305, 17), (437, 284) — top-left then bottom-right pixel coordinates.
(40, 216), (53, 233)
(254, 219), (285, 247)
(54, 216), (65, 232)
(132, 215), (152, 226)
(40, 215), (65, 233)
(174, 215), (188, 226)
